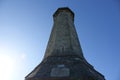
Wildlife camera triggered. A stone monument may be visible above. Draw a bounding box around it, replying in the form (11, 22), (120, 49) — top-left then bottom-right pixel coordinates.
(25, 7), (105, 80)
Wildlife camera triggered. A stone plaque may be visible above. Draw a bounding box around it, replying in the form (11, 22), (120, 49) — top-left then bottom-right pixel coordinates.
(50, 67), (70, 77)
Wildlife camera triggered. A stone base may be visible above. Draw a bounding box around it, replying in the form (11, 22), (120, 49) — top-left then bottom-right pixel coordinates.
(26, 77), (95, 80)
(25, 56), (105, 80)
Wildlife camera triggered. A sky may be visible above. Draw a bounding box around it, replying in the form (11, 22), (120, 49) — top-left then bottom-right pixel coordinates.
(0, 0), (120, 80)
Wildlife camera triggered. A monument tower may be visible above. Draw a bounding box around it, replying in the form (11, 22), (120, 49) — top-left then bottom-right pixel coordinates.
(25, 7), (105, 80)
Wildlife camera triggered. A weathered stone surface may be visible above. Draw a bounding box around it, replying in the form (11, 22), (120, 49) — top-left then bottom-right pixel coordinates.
(25, 56), (105, 80)
(50, 67), (70, 77)
(44, 7), (84, 59)
(25, 7), (105, 80)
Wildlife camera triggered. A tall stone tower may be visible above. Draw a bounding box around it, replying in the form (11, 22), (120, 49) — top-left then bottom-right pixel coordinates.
(25, 7), (105, 80)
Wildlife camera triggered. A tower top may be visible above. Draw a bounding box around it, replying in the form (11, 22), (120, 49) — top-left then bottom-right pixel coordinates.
(53, 7), (74, 21)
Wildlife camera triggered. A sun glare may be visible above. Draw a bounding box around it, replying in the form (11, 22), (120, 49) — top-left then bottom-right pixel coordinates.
(0, 55), (14, 80)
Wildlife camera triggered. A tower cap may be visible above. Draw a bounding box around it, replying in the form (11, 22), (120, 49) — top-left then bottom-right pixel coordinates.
(53, 7), (74, 21)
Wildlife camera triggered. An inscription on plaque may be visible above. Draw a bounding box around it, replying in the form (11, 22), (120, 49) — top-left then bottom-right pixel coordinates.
(50, 65), (70, 77)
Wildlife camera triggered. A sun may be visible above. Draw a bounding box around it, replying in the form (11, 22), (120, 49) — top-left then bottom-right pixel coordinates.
(0, 54), (14, 80)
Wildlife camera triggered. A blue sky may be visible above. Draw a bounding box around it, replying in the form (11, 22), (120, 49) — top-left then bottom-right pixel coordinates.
(0, 0), (120, 80)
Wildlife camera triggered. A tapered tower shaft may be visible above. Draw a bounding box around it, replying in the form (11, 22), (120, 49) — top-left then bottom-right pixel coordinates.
(44, 8), (84, 59)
